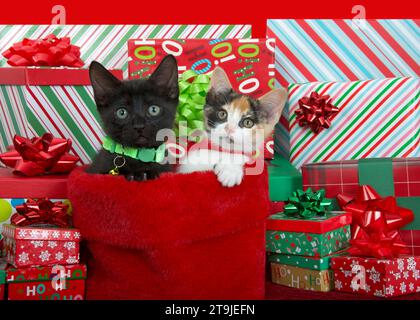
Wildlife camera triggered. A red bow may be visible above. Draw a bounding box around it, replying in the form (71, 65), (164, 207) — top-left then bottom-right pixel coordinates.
(2, 34), (84, 67)
(11, 199), (70, 228)
(0, 133), (79, 176)
(296, 91), (339, 134)
(337, 185), (414, 258)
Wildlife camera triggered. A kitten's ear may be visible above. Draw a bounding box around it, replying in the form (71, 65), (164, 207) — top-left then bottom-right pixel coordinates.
(210, 67), (232, 93)
(150, 55), (179, 99)
(259, 88), (288, 126)
(89, 61), (121, 105)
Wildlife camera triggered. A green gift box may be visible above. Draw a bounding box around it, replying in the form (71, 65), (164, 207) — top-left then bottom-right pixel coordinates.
(266, 212), (351, 257)
(268, 251), (346, 270)
(268, 154), (302, 201)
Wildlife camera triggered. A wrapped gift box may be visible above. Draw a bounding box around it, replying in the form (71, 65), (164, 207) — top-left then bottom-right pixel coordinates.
(0, 24), (251, 162)
(0, 168), (69, 236)
(266, 212), (351, 256)
(268, 251), (345, 271)
(271, 262), (333, 292)
(128, 38), (276, 159)
(2, 224), (81, 268)
(302, 158), (420, 237)
(331, 255), (420, 298)
(287, 77), (419, 169)
(268, 155), (302, 201)
(267, 19), (419, 159)
(6, 263), (86, 300)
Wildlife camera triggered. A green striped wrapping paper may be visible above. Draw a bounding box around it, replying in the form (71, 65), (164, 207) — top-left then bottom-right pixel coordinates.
(0, 25), (251, 163)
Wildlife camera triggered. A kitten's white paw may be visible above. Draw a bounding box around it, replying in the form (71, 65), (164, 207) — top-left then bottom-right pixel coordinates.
(214, 163), (244, 187)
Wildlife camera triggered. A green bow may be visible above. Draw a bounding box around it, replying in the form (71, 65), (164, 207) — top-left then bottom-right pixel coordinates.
(175, 70), (211, 137)
(284, 188), (332, 219)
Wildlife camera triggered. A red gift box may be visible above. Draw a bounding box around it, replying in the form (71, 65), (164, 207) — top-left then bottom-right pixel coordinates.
(331, 255), (420, 298)
(2, 224), (81, 268)
(128, 38), (276, 159)
(6, 263), (86, 300)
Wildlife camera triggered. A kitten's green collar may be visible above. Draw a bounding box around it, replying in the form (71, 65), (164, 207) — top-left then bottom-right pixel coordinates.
(102, 136), (166, 163)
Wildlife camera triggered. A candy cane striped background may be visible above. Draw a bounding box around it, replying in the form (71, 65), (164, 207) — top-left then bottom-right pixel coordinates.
(0, 24), (251, 162)
(267, 19), (420, 159)
(288, 77), (420, 169)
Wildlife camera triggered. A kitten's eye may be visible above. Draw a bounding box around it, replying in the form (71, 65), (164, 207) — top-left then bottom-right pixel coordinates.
(116, 108), (128, 120)
(217, 110), (227, 120)
(148, 105), (161, 116)
(242, 118), (254, 128)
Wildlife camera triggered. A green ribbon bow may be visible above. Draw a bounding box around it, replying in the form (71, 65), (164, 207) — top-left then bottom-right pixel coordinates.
(175, 70), (211, 137)
(284, 188), (332, 219)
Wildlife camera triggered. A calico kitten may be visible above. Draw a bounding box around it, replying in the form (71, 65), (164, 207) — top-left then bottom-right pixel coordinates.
(86, 55), (179, 181)
(178, 67), (287, 187)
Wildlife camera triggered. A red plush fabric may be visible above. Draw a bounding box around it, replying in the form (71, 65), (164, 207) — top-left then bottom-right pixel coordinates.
(68, 166), (269, 300)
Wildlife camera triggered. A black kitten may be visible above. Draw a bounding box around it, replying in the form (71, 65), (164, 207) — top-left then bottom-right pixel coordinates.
(86, 55), (179, 181)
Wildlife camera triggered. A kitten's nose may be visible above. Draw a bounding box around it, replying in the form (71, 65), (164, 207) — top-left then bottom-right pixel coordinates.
(134, 123), (145, 130)
(224, 124), (235, 135)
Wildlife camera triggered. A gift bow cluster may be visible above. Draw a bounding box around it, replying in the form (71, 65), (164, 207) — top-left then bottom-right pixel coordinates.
(284, 188), (331, 219)
(2, 34), (84, 67)
(0, 133), (79, 176)
(296, 91), (339, 134)
(11, 198), (71, 228)
(337, 185), (413, 258)
(176, 70), (210, 136)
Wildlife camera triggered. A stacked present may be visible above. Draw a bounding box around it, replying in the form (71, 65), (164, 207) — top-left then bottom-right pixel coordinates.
(267, 19), (420, 298)
(266, 189), (351, 292)
(0, 134), (87, 300)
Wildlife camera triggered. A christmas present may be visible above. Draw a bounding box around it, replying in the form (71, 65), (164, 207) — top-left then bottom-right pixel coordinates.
(68, 166), (269, 299)
(287, 77), (419, 168)
(302, 158), (420, 231)
(128, 38), (276, 159)
(0, 167), (70, 236)
(331, 255), (420, 298)
(267, 19), (419, 159)
(0, 24), (250, 162)
(6, 263), (86, 300)
(2, 223), (81, 268)
(268, 251), (345, 271)
(266, 211), (351, 256)
(271, 262), (333, 292)
(268, 155), (302, 201)
(0, 66), (123, 164)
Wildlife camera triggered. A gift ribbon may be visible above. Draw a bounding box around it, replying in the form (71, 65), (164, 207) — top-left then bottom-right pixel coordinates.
(2, 34), (84, 67)
(284, 188), (332, 219)
(0, 133), (79, 176)
(11, 199), (70, 228)
(337, 185), (414, 258)
(296, 91), (339, 134)
(175, 70), (210, 137)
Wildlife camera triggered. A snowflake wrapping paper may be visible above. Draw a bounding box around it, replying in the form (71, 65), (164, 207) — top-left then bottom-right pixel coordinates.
(6, 263), (86, 300)
(2, 224), (81, 268)
(331, 255), (420, 298)
(266, 212), (351, 257)
(271, 262), (333, 292)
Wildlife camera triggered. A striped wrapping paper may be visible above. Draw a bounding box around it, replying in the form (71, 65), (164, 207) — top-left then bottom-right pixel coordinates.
(0, 24), (251, 163)
(266, 19), (420, 159)
(288, 77), (420, 169)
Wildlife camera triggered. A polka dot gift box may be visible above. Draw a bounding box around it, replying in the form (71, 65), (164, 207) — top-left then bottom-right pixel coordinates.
(266, 212), (352, 257)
